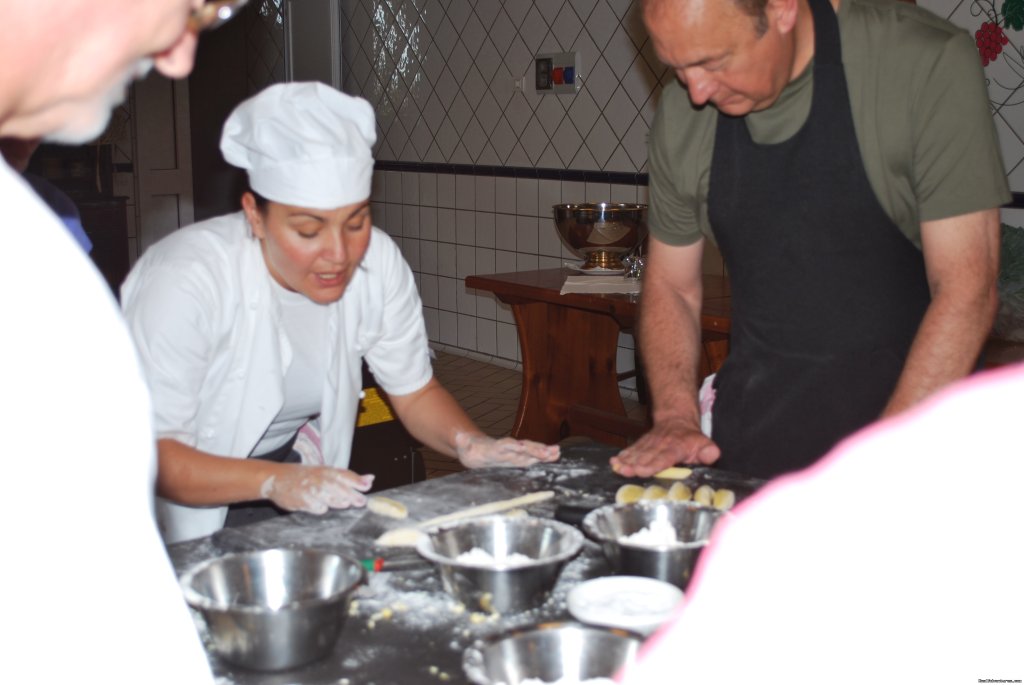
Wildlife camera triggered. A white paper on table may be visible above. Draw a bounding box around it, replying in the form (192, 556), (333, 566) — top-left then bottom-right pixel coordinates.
(560, 275), (642, 295)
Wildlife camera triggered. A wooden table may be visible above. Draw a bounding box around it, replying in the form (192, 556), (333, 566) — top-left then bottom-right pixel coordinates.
(465, 268), (731, 446)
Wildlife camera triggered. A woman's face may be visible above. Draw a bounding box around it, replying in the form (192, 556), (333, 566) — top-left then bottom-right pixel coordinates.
(242, 193), (372, 305)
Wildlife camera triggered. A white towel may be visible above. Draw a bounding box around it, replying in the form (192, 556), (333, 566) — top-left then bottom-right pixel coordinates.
(560, 275), (642, 295)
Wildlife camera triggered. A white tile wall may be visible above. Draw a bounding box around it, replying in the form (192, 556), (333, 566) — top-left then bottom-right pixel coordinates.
(348, 0), (658, 379)
(373, 165), (648, 377)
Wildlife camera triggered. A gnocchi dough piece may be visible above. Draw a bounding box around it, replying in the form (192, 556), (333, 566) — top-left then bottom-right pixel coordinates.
(694, 484), (715, 507)
(375, 528), (426, 548)
(367, 495), (409, 520)
(713, 488), (736, 511)
(375, 491), (555, 547)
(667, 482), (692, 501)
(643, 485), (668, 501)
(653, 466), (694, 480)
(615, 483), (646, 505)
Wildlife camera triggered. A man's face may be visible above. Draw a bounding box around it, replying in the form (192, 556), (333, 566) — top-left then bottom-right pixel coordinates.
(29, 0), (200, 144)
(645, 0), (796, 116)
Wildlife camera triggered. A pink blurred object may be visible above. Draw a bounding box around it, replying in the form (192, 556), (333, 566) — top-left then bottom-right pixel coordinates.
(618, 365), (1024, 684)
(294, 421), (324, 465)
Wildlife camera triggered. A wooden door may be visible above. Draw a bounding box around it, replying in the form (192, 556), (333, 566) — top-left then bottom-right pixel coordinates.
(286, 0), (341, 87)
(133, 73), (195, 258)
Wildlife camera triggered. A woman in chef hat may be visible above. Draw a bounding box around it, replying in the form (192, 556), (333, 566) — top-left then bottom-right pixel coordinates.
(122, 82), (558, 544)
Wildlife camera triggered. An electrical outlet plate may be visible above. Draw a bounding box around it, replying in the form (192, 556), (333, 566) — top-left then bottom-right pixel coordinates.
(535, 52), (580, 95)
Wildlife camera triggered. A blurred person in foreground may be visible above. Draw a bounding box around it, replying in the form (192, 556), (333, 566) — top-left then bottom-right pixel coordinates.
(0, 1), (249, 681)
(618, 363), (1024, 683)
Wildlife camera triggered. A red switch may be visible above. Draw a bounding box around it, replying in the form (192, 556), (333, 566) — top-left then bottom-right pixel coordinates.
(552, 67), (564, 85)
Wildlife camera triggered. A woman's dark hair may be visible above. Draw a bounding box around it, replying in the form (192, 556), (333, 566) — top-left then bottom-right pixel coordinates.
(247, 187), (271, 213)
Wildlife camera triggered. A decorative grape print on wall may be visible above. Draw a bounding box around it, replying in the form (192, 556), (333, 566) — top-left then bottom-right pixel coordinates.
(974, 0), (1024, 66)
(976, 18), (1009, 66)
(919, 0), (1024, 202)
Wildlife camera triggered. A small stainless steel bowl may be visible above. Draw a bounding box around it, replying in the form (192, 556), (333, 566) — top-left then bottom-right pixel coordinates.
(583, 501), (725, 589)
(463, 622), (642, 685)
(180, 548), (364, 671)
(553, 202), (648, 271)
(416, 515), (583, 614)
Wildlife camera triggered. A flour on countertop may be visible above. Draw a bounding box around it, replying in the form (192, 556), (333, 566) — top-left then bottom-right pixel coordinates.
(510, 678), (617, 685)
(572, 588), (675, 619)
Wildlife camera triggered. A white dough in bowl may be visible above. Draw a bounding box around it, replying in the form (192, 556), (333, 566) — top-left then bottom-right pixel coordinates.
(618, 518), (680, 547)
(455, 547), (535, 567)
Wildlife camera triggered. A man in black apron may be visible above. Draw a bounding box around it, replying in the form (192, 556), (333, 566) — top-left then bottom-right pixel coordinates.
(612, 0), (1006, 480)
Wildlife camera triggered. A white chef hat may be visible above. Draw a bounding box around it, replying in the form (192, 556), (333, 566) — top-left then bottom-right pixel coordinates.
(220, 82), (377, 209)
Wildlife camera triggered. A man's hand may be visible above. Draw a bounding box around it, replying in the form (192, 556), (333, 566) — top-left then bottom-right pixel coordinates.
(455, 432), (560, 468)
(260, 465), (374, 514)
(610, 418), (720, 477)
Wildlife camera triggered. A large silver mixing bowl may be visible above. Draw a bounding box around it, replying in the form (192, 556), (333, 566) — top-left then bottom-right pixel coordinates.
(463, 622), (642, 685)
(416, 515), (583, 614)
(553, 202), (648, 271)
(583, 501), (726, 589)
(180, 548), (364, 671)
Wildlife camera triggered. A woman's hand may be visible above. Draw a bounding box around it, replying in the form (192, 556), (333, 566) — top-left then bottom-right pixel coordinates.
(454, 432), (560, 468)
(259, 464), (374, 514)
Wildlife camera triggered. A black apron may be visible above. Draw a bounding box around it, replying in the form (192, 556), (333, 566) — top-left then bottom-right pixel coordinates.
(223, 433), (300, 529)
(706, 0), (930, 479)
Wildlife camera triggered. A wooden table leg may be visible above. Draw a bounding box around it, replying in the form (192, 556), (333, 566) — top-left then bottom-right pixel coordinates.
(700, 331), (731, 378)
(507, 300), (626, 443)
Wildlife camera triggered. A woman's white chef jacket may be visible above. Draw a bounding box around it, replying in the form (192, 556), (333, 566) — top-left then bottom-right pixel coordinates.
(121, 212), (433, 543)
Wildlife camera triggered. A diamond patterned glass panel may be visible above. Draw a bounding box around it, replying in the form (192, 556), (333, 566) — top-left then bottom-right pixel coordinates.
(569, 0), (601, 22)
(245, 0), (286, 94)
(519, 7), (550, 55)
(474, 0), (503, 30)
(474, 39), (502, 83)
(341, 0), (665, 172)
(553, 5), (584, 52)
(586, 1), (619, 50)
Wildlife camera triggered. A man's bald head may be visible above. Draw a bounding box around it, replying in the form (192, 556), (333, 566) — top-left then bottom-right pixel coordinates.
(644, 0), (770, 36)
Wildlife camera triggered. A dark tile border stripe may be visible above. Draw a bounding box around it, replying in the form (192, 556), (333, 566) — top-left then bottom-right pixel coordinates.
(374, 160), (648, 186)
(376, 161), (1021, 208)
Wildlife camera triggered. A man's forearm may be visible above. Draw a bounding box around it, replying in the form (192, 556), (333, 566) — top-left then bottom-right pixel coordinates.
(886, 208), (1001, 416)
(884, 286), (997, 416)
(639, 275), (705, 427)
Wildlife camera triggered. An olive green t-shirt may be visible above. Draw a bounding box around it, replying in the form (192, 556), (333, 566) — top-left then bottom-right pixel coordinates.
(648, 0), (1011, 249)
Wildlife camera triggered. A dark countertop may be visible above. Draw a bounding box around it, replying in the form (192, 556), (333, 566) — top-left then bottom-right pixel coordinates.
(168, 442), (762, 685)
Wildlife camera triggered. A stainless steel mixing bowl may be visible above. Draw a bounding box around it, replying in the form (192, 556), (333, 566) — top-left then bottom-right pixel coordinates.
(180, 548), (364, 671)
(463, 622), (642, 685)
(583, 501), (726, 589)
(553, 202), (648, 271)
(416, 515), (583, 614)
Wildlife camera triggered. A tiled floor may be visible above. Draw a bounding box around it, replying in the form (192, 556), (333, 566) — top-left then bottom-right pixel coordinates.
(420, 351), (524, 479)
(420, 349), (646, 479)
